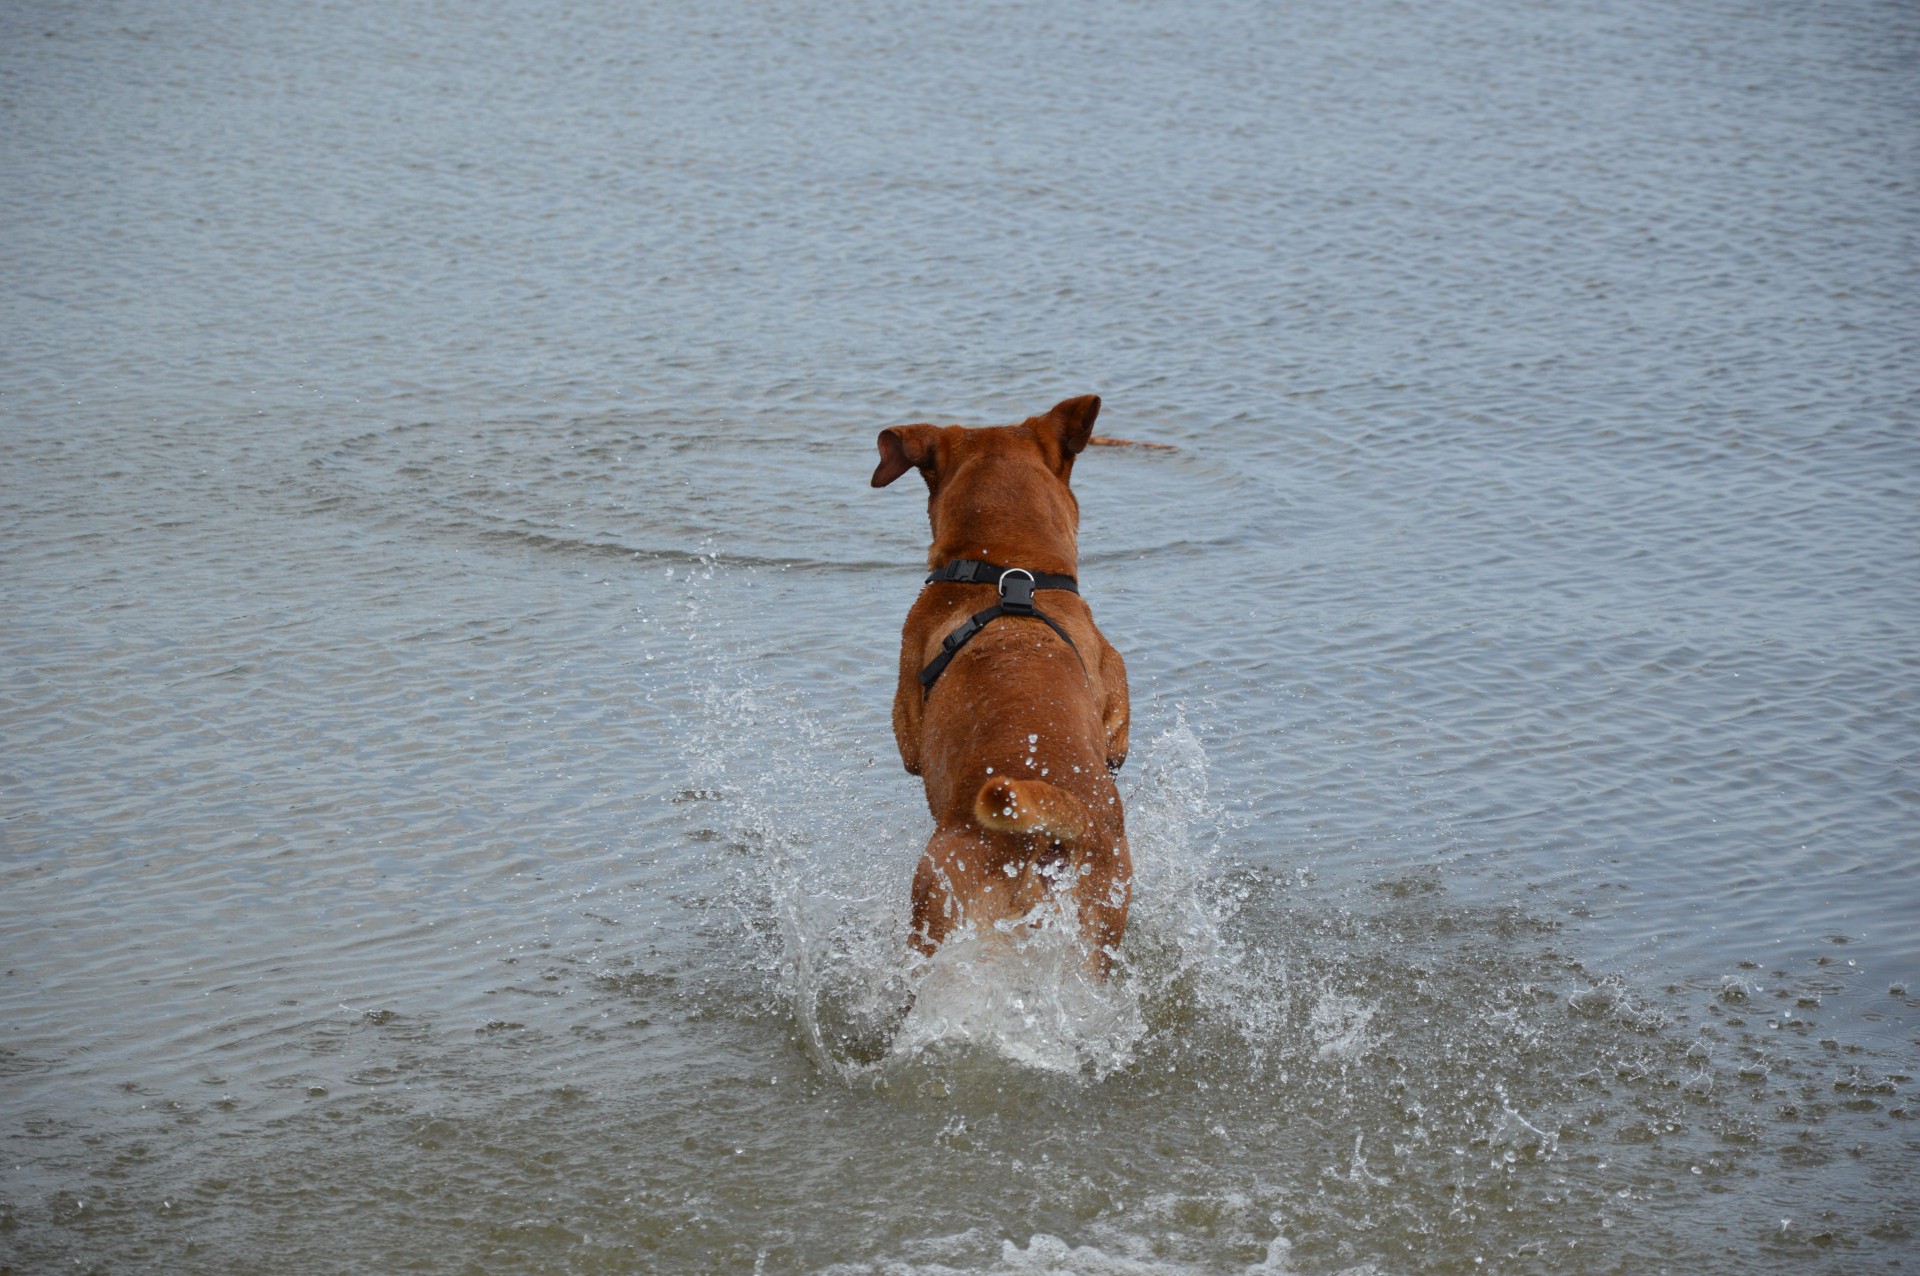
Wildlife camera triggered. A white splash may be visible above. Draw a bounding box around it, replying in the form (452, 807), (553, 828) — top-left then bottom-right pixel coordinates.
(687, 667), (1244, 1082)
(1308, 991), (1380, 1063)
(890, 920), (1144, 1078)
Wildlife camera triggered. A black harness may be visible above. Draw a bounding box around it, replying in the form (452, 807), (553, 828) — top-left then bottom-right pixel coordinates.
(918, 558), (1085, 698)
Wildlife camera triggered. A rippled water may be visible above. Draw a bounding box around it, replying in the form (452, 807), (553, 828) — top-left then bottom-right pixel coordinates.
(4, 0), (1917, 1271)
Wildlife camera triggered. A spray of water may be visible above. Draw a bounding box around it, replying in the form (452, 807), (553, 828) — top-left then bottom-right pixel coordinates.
(685, 645), (1258, 1083)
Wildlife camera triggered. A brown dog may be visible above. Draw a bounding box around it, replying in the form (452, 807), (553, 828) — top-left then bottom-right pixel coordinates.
(871, 395), (1131, 974)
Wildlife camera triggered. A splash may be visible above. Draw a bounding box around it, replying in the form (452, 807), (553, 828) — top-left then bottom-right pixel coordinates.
(890, 927), (1144, 1077)
(686, 657), (1246, 1081)
(816, 1212), (1378, 1276)
(1307, 991), (1379, 1063)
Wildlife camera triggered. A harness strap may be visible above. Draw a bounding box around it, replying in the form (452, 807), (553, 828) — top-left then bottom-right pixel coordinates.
(918, 561), (1085, 698)
(926, 558), (1079, 595)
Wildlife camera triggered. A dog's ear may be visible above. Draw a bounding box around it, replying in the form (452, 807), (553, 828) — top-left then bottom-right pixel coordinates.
(1037, 394), (1101, 463)
(871, 425), (940, 488)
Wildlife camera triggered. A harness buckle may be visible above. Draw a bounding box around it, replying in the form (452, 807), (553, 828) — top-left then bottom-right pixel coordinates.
(997, 568), (1037, 614)
(942, 617), (982, 651)
(926, 560), (982, 586)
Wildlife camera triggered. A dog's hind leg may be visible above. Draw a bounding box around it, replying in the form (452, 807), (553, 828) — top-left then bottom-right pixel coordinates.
(908, 827), (978, 956)
(1073, 834), (1133, 977)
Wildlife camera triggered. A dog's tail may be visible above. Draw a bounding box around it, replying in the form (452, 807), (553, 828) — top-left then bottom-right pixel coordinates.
(974, 777), (1094, 844)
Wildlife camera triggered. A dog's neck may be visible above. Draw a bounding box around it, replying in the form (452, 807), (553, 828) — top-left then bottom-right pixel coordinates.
(924, 528), (1077, 580)
(923, 467), (1080, 579)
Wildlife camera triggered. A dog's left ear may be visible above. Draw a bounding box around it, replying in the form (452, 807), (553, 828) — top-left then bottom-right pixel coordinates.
(1037, 394), (1101, 468)
(871, 425), (940, 488)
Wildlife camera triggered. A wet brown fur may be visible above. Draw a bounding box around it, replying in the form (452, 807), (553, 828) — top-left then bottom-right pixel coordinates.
(870, 395), (1131, 974)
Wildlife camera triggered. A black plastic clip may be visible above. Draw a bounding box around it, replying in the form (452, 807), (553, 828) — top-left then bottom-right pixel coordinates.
(997, 568), (1037, 614)
(943, 617), (982, 650)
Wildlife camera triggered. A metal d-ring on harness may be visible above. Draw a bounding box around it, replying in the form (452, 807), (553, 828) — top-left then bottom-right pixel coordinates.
(917, 558), (1086, 698)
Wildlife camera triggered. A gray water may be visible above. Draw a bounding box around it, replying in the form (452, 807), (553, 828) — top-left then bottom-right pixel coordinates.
(4, 0), (1917, 1271)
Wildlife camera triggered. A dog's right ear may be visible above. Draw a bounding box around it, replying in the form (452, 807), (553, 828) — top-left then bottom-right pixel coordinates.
(871, 425), (939, 488)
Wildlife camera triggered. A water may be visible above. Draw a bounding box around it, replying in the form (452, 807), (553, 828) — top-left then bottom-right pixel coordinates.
(3, 0), (1917, 1270)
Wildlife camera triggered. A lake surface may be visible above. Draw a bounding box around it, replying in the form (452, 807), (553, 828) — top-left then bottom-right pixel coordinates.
(3, 0), (1917, 1271)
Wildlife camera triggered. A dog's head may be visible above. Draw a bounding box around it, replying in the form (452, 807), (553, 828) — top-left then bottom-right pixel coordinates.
(870, 395), (1101, 566)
